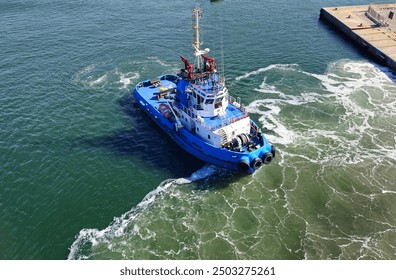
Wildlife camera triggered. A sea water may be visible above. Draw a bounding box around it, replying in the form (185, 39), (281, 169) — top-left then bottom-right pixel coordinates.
(1, 0), (395, 259)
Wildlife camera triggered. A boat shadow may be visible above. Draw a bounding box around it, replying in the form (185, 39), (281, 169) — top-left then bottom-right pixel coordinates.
(71, 93), (244, 184)
(116, 93), (244, 186)
(79, 93), (206, 177)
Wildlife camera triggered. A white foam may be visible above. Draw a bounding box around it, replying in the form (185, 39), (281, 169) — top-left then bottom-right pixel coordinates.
(248, 99), (297, 145)
(382, 190), (396, 194)
(74, 61), (143, 90)
(254, 76), (287, 97)
(68, 179), (174, 259)
(148, 56), (170, 67)
(119, 72), (140, 89)
(89, 73), (107, 87)
(247, 60), (396, 164)
(234, 64), (298, 81)
(175, 164), (218, 184)
(68, 165), (217, 260)
(73, 64), (97, 86)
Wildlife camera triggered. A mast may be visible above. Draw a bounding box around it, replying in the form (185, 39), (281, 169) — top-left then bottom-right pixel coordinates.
(192, 7), (209, 72)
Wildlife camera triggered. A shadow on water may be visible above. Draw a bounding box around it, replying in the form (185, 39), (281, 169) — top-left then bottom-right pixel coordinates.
(116, 93), (243, 186)
(77, 93), (206, 177)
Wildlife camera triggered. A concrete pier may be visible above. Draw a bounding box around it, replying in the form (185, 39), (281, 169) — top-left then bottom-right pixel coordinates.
(320, 3), (396, 72)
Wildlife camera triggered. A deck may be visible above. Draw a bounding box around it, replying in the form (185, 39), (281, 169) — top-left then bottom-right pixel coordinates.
(320, 3), (396, 72)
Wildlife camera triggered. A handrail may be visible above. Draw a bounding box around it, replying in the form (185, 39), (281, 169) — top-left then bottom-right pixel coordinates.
(366, 4), (386, 26)
(366, 3), (396, 27)
(175, 99), (248, 131)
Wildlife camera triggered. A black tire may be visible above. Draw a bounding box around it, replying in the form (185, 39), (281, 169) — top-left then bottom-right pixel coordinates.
(251, 157), (263, 169)
(271, 145), (276, 158)
(237, 160), (250, 172)
(262, 152), (273, 165)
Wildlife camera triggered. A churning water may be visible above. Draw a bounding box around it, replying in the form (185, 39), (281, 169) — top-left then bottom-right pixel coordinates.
(1, 0), (395, 259)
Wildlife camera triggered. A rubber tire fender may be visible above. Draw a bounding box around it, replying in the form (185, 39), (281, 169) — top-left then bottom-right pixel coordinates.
(251, 157), (263, 170)
(271, 145), (276, 158)
(262, 152), (273, 165)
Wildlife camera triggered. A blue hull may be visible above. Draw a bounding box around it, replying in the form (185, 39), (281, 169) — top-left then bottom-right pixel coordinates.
(132, 7), (274, 174)
(133, 78), (274, 173)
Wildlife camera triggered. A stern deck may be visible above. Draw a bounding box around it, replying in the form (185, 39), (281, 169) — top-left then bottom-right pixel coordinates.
(202, 103), (248, 131)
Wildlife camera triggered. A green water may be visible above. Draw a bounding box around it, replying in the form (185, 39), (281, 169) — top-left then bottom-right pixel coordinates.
(1, 0), (396, 260)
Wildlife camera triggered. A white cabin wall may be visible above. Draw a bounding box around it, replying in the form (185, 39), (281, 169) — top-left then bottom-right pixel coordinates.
(195, 123), (222, 146)
(219, 117), (250, 143)
(180, 111), (194, 131)
(197, 104), (216, 118)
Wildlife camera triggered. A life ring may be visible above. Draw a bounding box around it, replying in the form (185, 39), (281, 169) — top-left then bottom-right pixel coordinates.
(159, 103), (171, 119)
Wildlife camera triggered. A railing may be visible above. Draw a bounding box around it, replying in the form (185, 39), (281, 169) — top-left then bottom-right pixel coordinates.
(366, 4), (386, 26)
(178, 102), (197, 120)
(366, 3), (396, 28)
(176, 100), (249, 131)
(227, 95), (248, 116)
(191, 84), (223, 97)
(205, 115), (249, 131)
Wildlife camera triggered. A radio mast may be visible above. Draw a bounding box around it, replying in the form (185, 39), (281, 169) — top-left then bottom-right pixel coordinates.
(192, 7), (209, 71)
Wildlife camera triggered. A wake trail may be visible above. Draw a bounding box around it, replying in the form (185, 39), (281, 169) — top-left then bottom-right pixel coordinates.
(67, 164), (217, 260)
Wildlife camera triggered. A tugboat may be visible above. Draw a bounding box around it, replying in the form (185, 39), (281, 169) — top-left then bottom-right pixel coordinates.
(133, 7), (275, 173)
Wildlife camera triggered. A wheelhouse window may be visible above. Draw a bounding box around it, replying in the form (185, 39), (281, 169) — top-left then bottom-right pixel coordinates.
(197, 95), (203, 105)
(205, 99), (214, 104)
(215, 97), (223, 109)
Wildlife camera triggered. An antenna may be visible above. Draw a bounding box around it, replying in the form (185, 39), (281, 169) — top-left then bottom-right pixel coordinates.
(192, 6), (209, 71)
(220, 21), (225, 85)
(192, 6), (202, 54)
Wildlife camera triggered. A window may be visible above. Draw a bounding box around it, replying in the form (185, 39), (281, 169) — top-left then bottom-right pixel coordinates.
(208, 135), (211, 139)
(205, 99), (214, 104)
(215, 97), (223, 108)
